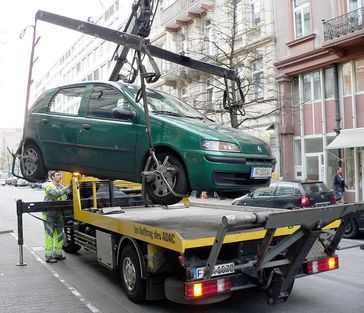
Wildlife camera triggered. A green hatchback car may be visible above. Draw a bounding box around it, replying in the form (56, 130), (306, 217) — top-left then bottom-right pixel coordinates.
(19, 81), (275, 205)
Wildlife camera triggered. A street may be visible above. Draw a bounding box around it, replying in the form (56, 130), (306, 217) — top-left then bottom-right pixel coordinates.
(1, 185), (364, 313)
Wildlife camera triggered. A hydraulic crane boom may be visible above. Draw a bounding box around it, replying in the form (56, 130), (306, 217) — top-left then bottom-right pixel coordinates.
(35, 10), (239, 82)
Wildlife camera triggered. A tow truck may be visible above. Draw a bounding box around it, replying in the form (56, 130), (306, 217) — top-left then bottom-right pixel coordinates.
(13, 1), (364, 306)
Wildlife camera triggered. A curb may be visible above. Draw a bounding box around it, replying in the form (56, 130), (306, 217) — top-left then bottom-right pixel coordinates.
(0, 224), (13, 234)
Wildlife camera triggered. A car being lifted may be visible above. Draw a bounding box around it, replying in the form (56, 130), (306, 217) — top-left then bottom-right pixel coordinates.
(18, 81), (275, 205)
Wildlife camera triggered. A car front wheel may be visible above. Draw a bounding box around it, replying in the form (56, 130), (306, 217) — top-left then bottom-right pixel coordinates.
(144, 152), (190, 205)
(21, 142), (47, 182)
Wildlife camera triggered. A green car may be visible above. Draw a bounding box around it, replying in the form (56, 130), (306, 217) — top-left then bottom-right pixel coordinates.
(19, 81), (275, 205)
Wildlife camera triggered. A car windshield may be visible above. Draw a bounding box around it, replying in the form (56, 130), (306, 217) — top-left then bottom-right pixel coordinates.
(302, 182), (330, 194)
(121, 84), (205, 119)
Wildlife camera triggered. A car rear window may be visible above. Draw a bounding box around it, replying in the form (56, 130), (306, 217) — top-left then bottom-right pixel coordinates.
(302, 183), (330, 194)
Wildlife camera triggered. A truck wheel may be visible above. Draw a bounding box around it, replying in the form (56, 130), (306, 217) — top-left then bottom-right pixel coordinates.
(120, 245), (146, 302)
(62, 227), (81, 253)
(21, 142), (47, 182)
(343, 220), (358, 239)
(144, 152), (190, 205)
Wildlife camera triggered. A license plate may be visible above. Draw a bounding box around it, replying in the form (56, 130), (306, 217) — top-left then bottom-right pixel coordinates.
(250, 167), (272, 179)
(191, 262), (235, 280)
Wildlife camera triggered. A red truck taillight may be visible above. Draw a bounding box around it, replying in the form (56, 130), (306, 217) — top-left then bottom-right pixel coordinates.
(306, 256), (339, 274)
(185, 278), (230, 298)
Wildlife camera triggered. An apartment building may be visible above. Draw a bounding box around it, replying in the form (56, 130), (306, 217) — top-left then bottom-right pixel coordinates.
(274, 0), (364, 202)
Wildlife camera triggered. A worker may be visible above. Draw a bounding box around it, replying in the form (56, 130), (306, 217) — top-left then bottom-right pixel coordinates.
(43, 170), (71, 263)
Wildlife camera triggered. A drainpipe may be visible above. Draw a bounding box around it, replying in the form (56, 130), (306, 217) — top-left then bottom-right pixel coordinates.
(333, 63), (342, 167)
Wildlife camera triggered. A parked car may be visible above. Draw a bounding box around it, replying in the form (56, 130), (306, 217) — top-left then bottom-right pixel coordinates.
(17, 81), (275, 205)
(30, 182), (43, 189)
(14, 178), (29, 187)
(5, 177), (15, 185)
(232, 180), (336, 210)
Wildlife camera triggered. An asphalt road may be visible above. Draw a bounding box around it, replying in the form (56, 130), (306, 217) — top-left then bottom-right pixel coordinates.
(1, 185), (364, 313)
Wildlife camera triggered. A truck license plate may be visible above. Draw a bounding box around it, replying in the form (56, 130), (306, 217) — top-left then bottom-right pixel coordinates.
(191, 262), (234, 280)
(250, 167), (272, 179)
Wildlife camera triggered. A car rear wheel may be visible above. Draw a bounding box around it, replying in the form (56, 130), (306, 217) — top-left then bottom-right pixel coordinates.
(343, 219), (358, 239)
(21, 142), (47, 182)
(144, 152), (190, 205)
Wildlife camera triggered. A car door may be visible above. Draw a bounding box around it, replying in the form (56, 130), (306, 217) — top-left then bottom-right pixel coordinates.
(272, 184), (298, 209)
(76, 84), (140, 177)
(242, 187), (275, 207)
(37, 85), (89, 168)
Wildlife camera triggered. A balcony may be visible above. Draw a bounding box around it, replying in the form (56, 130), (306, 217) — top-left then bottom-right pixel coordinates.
(161, 0), (215, 31)
(323, 7), (364, 44)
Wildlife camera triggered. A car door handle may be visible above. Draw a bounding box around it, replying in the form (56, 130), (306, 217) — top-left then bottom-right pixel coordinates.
(41, 118), (48, 124)
(82, 124), (92, 130)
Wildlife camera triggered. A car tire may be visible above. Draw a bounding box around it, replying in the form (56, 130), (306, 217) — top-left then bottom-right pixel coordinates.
(343, 219), (358, 239)
(120, 245), (146, 303)
(144, 152), (190, 205)
(21, 142), (47, 182)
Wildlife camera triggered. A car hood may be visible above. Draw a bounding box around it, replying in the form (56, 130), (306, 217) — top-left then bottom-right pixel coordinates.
(153, 115), (272, 155)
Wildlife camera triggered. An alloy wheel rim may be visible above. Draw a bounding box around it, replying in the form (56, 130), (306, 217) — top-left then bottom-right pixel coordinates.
(23, 148), (38, 175)
(123, 257), (136, 291)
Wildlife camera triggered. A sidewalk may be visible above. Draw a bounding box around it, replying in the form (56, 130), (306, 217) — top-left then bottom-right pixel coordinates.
(0, 232), (91, 313)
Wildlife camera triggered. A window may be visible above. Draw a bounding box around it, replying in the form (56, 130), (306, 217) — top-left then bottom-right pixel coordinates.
(204, 20), (212, 55)
(292, 78), (299, 104)
(49, 86), (85, 115)
(181, 34), (187, 54)
(251, 0), (261, 27)
(355, 58), (364, 92)
(276, 185), (295, 196)
(324, 67), (335, 98)
(252, 59), (263, 99)
(348, 0), (364, 12)
(180, 87), (188, 102)
(302, 71), (321, 102)
(88, 85), (131, 119)
(343, 62), (352, 96)
(206, 79), (214, 108)
(293, 0), (311, 38)
(302, 73), (311, 102)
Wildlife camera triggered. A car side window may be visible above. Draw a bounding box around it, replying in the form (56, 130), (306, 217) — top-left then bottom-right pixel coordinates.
(253, 188), (274, 197)
(88, 85), (131, 119)
(49, 86), (85, 115)
(275, 185), (294, 196)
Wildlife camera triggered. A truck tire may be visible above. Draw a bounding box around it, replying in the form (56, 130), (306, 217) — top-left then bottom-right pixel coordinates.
(62, 227), (81, 253)
(120, 245), (146, 302)
(144, 152), (190, 205)
(344, 220), (358, 239)
(21, 142), (47, 182)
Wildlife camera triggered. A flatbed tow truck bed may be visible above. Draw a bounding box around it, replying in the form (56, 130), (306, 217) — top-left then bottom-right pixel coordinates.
(16, 176), (364, 305)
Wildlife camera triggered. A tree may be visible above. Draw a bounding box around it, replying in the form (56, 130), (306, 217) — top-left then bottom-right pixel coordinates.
(158, 0), (282, 132)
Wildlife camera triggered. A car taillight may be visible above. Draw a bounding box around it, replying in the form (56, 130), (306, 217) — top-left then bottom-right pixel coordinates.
(185, 278), (230, 298)
(331, 194), (336, 204)
(306, 256), (339, 274)
(300, 195), (310, 207)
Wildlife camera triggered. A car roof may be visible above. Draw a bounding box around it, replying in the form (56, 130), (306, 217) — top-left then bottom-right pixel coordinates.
(271, 180), (324, 185)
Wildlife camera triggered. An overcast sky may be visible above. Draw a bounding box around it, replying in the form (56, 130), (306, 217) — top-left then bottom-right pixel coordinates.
(0, 0), (132, 128)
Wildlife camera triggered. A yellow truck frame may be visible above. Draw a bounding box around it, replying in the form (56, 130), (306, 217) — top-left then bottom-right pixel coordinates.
(16, 175), (364, 305)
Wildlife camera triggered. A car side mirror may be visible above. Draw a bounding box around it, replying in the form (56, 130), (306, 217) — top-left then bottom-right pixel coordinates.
(112, 108), (136, 120)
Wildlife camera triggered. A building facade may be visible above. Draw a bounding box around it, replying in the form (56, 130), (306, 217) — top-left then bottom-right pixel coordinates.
(274, 0), (364, 202)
